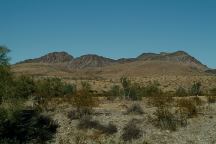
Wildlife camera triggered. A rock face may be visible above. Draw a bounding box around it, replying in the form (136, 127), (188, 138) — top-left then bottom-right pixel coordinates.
(20, 52), (74, 63)
(68, 54), (115, 69)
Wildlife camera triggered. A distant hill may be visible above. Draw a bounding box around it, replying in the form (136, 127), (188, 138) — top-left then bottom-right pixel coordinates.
(205, 69), (216, 75)
(13, 50), (211, 78)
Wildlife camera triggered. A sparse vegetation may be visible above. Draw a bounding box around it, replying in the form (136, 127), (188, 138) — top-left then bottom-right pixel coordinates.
(78, 116), (117, 135)
(126, 103), (144, 115)
(190, 82), (202, 96)
(0, 107), (58, 143)
(121, 119), (142, 141)
(73, 81), (98, 109)
(207, 96), (216, 103)
(154, 107), (187, 131)
(175, 86), (188, 97)
(68, 107), (93, 120)
(0, 47), (58, 143)
(176, 98), (198, 118)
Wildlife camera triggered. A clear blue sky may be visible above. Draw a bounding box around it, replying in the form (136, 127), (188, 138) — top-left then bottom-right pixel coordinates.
(0, 0), (216, 68)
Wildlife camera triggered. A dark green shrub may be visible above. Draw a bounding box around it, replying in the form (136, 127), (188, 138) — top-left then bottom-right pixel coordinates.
(0, 47), (13, 103)
(36, 78), (65, 98)
(14, 75), (36, 99)
(63, 83), (76, 96)
(120, 76), (131, 99)
(190, 82), (202, 96)
(0, 108), (58, 143)
(121, 119), (142, 141)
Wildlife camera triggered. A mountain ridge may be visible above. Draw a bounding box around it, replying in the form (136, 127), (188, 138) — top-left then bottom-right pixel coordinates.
(17, 50), (209, 70)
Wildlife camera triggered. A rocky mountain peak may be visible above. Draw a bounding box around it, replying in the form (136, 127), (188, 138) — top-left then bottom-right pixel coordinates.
(19, 52), (74, 63)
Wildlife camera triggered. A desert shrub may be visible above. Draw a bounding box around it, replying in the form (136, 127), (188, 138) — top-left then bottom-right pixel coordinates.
(207, 96), (216, 103)
(101, 122), (118, 135)
(73, 82), (97, 109)
(62, 83), (76, 96)
(0, 108), (58, 143)
(0, 47), (13, 103)
(209, 88), (216, 96)
(176, 99), (198, 118)
(144, 81), (162, 97)
(154, 107), (187, 131)
(128, 84), (143, 100)
(14, 75), (36, 99)
(148, 95), (174, 107)
(121, 119), (142, 141)
(120, 76), (132, 99)
(126, 103), (144, 115)
(175, 86), (188, 97)
(78, 116), (117, 135)
(36, 78), (66, 98)
(190, 82), (202, 96)
(106, 85), (123, 100)
(68, 107), (93, 120)
(192, 96), (203, 106)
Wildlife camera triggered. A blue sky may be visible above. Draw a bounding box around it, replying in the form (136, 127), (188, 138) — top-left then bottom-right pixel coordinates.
(0, 0), (216, 68)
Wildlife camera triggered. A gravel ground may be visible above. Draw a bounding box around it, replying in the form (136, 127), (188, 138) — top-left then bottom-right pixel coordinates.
(51, 98), (216, 144)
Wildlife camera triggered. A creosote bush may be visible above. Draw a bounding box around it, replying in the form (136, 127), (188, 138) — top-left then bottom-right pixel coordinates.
(120, 76), (163, 101)
(176, 99), (198, 118)
(190, 82), (202, 96)
(68, 107), (93, 120)
(73, 82), (98, 109)
(78, 116), (117, 135)
(14, 75), (36, 99)
(175, 86), (188, 97)
(154, 107), (187, 131)
(207, 96), (216, 103)
(148, 95), (174, 107)
(121, 119), (142, 141)
(126, 103), (144, 115)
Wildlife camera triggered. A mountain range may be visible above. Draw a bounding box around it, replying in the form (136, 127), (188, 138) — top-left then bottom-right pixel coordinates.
(14, 50), (214, 78)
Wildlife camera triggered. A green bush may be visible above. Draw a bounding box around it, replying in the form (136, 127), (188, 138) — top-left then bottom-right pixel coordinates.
(0, 108), (58, 143)
(14, 75), (36, 99)
(190, 82), (202, 96)
(36, 78), (64, 97)
(144, 81), (162, 97)
(120, 76), (131, 99)
(106, 85), (123, 100)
